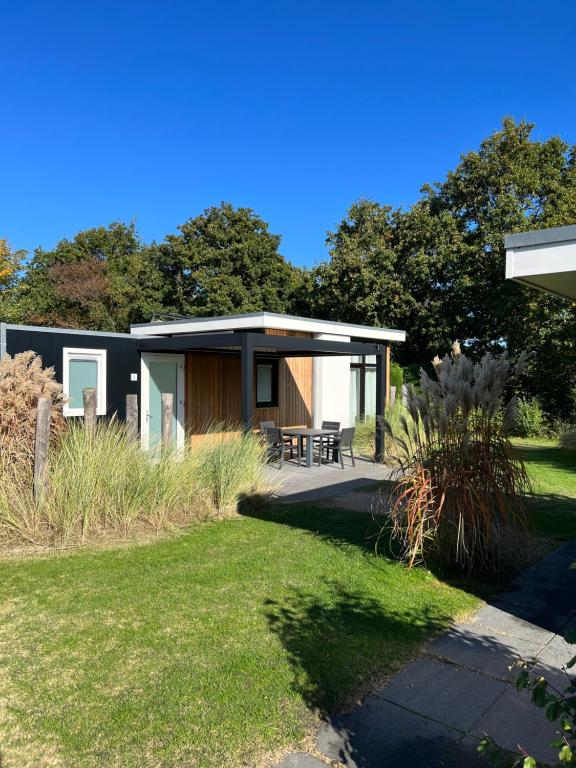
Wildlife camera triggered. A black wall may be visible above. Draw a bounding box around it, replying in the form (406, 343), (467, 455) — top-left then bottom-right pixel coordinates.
(5, 327), (141, 420)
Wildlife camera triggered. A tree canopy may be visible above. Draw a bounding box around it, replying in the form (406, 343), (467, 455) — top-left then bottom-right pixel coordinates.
(150, 203), (304, 317)
(311, 118), (576, 417)
(4, 120), (576, 418)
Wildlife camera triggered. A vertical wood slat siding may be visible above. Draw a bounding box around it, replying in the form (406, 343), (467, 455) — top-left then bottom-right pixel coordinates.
(185, 329), (313, 445)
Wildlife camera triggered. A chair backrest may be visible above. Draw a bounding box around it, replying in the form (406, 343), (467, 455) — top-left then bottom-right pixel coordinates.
(321, 420), (341, 431)
(260, 420), (275, 435)
(265, 427), (282, 446)
(340, 427), (355, 444)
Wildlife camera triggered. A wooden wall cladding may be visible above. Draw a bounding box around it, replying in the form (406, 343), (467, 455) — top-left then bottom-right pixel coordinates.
(185, 330), (313, 444)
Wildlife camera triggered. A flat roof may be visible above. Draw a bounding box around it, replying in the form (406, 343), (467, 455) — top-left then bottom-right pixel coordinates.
(130, 311), (406, 343)
(505, 223), (576, 301)
(504, 224), (576, 250)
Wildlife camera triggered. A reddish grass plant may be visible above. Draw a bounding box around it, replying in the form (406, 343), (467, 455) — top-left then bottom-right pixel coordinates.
(382, 342), (531, 574)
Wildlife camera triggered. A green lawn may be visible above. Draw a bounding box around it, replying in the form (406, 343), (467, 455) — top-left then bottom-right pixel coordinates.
(2, 442), (575, 768)
(0, 504), (478, 768)
(514, 438), (576, 540)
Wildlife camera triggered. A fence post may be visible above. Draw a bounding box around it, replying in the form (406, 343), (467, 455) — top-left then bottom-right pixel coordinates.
(34, 397), (51, 500)
(83, 388), (97, 435)
(161, 393), (173, 452)
(126, 394), (138, 440)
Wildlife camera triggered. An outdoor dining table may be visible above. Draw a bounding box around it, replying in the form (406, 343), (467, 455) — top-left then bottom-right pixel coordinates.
(282, 427), (341, 468)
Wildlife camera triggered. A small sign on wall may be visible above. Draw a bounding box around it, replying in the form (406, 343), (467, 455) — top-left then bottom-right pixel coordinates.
(131, 373), (138, 382)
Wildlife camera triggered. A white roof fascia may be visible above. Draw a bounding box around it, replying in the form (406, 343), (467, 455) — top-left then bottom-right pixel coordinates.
(130, 312), (406, 343)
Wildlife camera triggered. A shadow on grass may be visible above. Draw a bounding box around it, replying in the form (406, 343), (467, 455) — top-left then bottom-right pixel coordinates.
(528, 493), (576, 540)
(517, 442), (576, 474)
(264, 581), (452, 715)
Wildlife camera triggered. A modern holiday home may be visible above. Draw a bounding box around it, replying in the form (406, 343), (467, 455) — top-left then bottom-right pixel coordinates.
(0, 313), (405, 457)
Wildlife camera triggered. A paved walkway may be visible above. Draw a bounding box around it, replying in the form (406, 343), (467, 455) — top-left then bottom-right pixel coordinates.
(266, 456), (393, 504)
(278, 540), (576, 768)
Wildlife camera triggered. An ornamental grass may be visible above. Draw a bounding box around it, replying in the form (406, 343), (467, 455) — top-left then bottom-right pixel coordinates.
(382, 342), (531, 574)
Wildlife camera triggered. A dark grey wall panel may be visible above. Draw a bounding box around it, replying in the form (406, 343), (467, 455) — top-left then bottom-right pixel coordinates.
(5, 327), (141, 420)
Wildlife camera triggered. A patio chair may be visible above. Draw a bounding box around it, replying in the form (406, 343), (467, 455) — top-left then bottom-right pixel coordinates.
(264, 427), (286, 469)
(313, 420), (341, 461)
(260, 420), (297, 458)
(331, 427), (356, 468)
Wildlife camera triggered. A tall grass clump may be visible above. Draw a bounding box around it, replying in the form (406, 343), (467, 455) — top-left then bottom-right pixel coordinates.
(355, 400), (414, 462)
(191, 426), (268, 514)
(0, 420), (268, 548)
(382, 342), (531, 575)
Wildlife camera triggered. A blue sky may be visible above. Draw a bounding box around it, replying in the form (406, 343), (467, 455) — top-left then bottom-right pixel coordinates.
(2, 1), (576, 268)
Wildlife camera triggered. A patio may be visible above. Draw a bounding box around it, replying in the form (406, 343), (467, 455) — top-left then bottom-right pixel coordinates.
(266, 455), (394, 503)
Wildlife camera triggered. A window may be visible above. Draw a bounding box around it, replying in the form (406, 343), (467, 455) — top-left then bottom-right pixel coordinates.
(256, 359), (279, 408)
(350, 355), (376, 422)
(63, 348), (107, 417)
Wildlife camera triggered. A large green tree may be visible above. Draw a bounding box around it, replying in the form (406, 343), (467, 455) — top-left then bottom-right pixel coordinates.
(151, 202), (304, 317)
(14, 222), (163, 331)
(314, 119), (576, 417)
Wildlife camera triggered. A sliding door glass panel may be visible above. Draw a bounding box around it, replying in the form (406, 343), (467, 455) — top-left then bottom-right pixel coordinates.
(365, 368), (377, 417)
(350, 368), (361, 423)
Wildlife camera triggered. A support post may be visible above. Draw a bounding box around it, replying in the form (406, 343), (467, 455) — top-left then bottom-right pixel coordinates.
(34, 397), (51, 500)
(83, 388), (97, 436)
(161, 393), (173, 452)
(375, 347), (388, 463)
(240, 333), (254, 430)
(126, 394), (138, 440)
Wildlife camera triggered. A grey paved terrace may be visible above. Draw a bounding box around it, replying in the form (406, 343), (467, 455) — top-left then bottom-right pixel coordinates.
(277, 540), (576, 768)
(266, 456), (394, 503)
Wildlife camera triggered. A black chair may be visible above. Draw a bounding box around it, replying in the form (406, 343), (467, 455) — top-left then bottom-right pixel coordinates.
(331, 427), (356, 468)
(260, 420), (297, 458)
(264, 427), (286, 469)
(314, 420), (341, 462)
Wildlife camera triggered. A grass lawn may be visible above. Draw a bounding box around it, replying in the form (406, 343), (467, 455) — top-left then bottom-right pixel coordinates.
(513, 438), (576, 540)
(0, 504), (479, 768)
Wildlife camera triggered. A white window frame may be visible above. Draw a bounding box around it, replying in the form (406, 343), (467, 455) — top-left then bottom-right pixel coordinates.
(63, 347), (107, 417)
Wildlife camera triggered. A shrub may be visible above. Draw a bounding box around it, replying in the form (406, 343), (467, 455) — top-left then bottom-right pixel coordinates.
(382, 342), (530, 574)
(390, 362), (404, 394)
(511, 396), (546, 438)
(0, 351), (66, 473)
(0, 421), (268, 547)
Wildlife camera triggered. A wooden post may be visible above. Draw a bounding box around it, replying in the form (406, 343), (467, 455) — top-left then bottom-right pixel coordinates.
(34, 397), (51, 500)
(161, 393), (173, 452)
(83, 388), (97, 435)
(126, 394), (138, 440)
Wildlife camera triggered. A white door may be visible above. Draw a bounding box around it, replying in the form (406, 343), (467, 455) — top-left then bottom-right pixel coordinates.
(140, 353), (185, 450)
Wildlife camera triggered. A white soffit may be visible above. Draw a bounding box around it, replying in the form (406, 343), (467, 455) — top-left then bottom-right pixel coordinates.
(131, 312), (406, 343)
(505, 225), (576, 301)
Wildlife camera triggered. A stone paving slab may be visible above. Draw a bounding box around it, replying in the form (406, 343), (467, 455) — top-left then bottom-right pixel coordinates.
(472, 687), (559, 765)
(427, 626), (542, 681)
(277, 753), (328, 768)
(317, 696), (463, 768)
(376, 658), (507, 732)
(469, 604), (555, 645)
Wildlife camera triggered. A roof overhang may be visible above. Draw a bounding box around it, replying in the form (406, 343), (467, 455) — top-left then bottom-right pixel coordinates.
(137, 331), (384, 357)
(505, 225), (576, 301)
(131, 311), (405, 343)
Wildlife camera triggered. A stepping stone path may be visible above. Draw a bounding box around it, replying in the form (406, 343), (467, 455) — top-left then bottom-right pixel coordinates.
(277, 540), (576, 768)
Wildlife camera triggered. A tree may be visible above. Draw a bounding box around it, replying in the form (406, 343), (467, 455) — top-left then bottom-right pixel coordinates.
(14, 222), (163, 332)
(151, 202), (304, 316)
(313, 119), (576, 417)
(0, 239), (25, 323)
